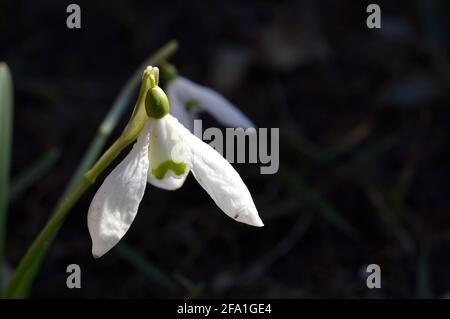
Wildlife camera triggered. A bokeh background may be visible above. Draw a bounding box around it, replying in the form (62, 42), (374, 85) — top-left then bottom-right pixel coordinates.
(1, 0), (450, 298)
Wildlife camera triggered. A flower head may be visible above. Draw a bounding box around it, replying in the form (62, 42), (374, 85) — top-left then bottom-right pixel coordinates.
(88, 67), (263, 258)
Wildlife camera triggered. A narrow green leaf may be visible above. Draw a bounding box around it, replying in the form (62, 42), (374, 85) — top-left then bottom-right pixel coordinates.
(116, 243), (177, 293)
(300, 182), (362, 242)
(283, 169), (362, 243)
(185, 283), (205, 299)
(319, 122), (372, 162)
(9, 148), (60, 202)
(416, 244), (430, 298)
(0, 62), (13, 288)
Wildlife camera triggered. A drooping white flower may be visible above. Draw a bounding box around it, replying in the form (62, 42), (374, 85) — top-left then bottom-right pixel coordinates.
(88, 80), (263, 258)
(167, 76), (255, 131)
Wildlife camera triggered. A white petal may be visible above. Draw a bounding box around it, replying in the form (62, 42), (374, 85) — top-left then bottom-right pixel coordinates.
(88, 121), (152, 258)
(166, 114), (263, 227)
(147, 117), (191, 190)
(167, 81), (194, 131)
(173, 77), (255, 129)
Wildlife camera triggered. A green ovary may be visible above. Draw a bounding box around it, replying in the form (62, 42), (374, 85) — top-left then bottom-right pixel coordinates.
(152, 160), (187, 180)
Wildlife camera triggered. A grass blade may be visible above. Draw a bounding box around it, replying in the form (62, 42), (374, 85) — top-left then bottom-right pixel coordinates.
(9, 148), (60, 202)
(116, 243), (177, 293)
(185, 283), (205, 299)
(282, 169), (363, 243)
(0, 62), (13, 288)
(416, 243), (430, 298)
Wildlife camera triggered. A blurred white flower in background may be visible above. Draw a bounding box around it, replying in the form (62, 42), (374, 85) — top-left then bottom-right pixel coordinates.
(163, 64), (255, 131)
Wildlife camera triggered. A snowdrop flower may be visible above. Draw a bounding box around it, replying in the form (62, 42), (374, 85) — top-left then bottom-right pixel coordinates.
(162, 63), (255, 132)
(88, 66), (263, 258)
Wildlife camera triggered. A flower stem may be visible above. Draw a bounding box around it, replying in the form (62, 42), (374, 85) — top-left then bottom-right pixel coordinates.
(2, 41), (177, 298)
(3, 179), (90, 298)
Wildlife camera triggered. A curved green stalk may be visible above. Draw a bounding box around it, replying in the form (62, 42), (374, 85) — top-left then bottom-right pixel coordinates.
(3, 179), (90, 298)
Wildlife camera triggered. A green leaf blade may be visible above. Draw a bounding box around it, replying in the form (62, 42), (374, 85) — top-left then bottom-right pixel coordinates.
(0, 62), (13, 288)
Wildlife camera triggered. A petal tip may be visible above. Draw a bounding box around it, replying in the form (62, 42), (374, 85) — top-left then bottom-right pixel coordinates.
(251, 216), (264, 227)
(255, 220), (265, 227)
(237, 213), (264, 227)
(91, 240), (112, 258)
(92, 246), (105, 259)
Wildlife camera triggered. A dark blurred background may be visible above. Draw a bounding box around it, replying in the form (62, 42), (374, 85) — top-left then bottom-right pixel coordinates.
(1, 0), (450, 298)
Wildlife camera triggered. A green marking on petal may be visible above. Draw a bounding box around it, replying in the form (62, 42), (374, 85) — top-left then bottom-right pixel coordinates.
(152, 160), (187, 180)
